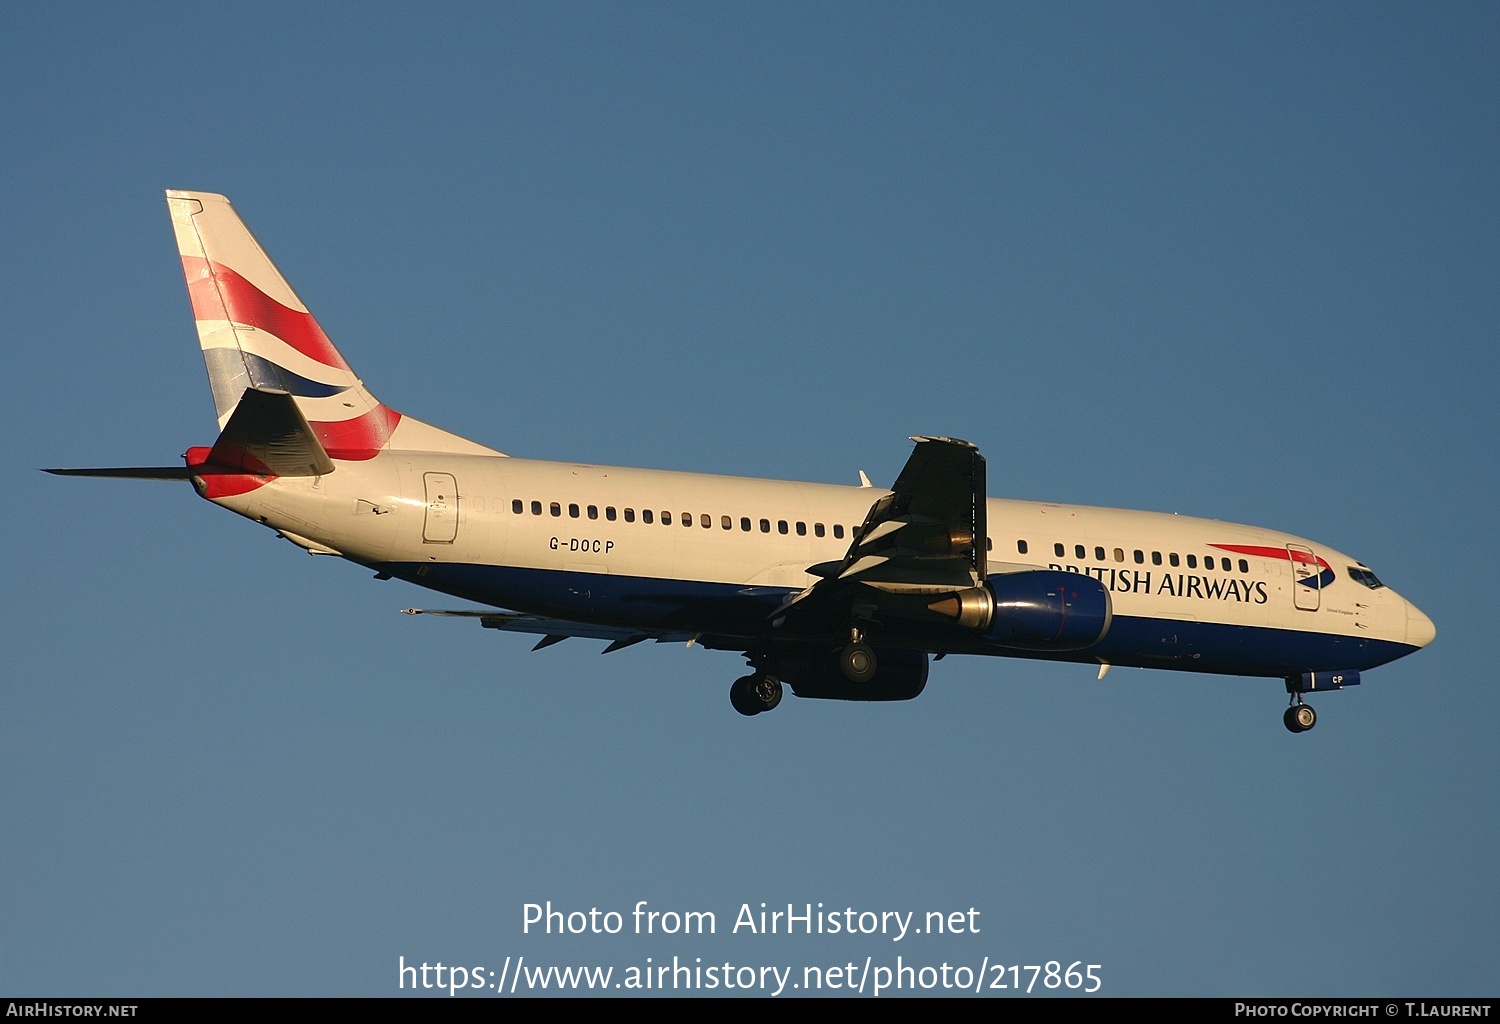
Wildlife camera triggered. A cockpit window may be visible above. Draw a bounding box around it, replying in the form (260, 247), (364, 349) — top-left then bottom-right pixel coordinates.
(1347, 565), (1385, 589)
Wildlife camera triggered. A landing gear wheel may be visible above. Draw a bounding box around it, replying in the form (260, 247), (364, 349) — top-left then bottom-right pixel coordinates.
(1283, 703), (1317, 733)
(751, 674), (782, 712)
(730, 675), (762, 716)
(730, 673), (782, 716)
(839, 643), (878, 683)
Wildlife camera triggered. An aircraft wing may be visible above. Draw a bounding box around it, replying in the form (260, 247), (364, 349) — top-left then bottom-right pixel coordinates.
(774, 436), (989, 630)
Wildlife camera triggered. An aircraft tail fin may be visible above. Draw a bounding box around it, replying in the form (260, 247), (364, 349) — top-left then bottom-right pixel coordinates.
(166, 191), (500, 459)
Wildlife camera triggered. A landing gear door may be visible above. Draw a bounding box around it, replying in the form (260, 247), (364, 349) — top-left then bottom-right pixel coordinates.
(1288, 543), (1320, 611)
(423, 472), (459, 544)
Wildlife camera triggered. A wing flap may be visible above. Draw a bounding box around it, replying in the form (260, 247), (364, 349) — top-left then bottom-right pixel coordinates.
(401, 608), (696, 646)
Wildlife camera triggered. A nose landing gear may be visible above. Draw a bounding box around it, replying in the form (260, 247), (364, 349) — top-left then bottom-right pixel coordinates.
(1283, 698), (1317, 733)
(1282, 670), (1359, 733)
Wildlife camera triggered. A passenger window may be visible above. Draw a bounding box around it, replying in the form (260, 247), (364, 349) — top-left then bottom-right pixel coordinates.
(662, 511), (672, 525)
(511, 499), (523, 514)
(681, 512), (691, 527)
(1017, 540), (1028, 554)
(606, 507), (617, 521)
(1095, 546), (1105, 561)
(568, 503), (579, 518)
(833, 525), (844, 539)
(815, 523), (825, 537)
(1113, 548), (1124, 563)
(1054, 543), (1065, 557)
(703, 514), (713, 529)
(1239, 558), (1249, 573)
(1133, 550), (1144, 564)
(796, 522), (807, 536)
(721, 515), (731, 530)
(1186, 554), (1197, 569)
(550, 502), (561, 517)
(1151, 551), (1162, 565)
(642, 510), (654, 524)
(778, 520), (789, 535)
(1075, 545), (1086, 559)
(741, 517), (751, 532)
(1169, 553), (1179, 567)
(1205, 556), (1215, 570)
(587, 505), (598, 520)
(531, 501), (542, 516)
(760, 519), (770, 533)
(985, 537), (993, 551)
(624, 508), (635, 523)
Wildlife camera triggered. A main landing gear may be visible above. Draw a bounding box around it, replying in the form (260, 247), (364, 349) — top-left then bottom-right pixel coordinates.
(730, 632), (878, 716)
(1283, 698), (1317, 734)
(834, 625), (879, 683)
(838, 641), (877, 683)
(730, 671), (782, 716)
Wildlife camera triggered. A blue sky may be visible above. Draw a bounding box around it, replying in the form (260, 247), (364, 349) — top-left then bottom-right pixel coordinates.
(2, 2), (1496, 997)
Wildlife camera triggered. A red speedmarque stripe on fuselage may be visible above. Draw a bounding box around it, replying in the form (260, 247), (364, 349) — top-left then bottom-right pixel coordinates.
(312, 405), (402, 460)
(1210, 543), (1331, 570)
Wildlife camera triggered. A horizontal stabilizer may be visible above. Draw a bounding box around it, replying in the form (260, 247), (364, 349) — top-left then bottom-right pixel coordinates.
(207, 388), (334, 476)
(44, 466), (192, 480)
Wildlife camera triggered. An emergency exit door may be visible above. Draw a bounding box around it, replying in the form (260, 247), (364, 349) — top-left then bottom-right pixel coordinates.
(423, 472), (459, 543)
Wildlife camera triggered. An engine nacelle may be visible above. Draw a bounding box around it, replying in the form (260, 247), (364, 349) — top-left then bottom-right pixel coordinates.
(927, 571), (1111, 651)
(987, 570), (1111, 650)
(783, 648), (929, 702)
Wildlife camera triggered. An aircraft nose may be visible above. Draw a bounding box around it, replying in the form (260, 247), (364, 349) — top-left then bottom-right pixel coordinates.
(1405, 603), (1436, 648)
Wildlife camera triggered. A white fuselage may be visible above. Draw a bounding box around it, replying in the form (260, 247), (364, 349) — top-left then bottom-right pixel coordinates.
(205, 448), (1431, 679)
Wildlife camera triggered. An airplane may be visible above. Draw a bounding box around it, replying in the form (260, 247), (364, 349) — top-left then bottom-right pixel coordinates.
(47, 190), (1436, 732)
